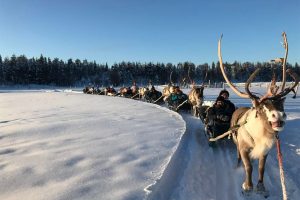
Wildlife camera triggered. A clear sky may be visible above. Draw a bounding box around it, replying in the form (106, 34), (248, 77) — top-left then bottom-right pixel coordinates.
(0, 0), (299, 66)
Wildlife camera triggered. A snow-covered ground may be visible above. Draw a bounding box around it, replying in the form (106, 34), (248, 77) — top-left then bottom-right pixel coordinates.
(0, 85), (299, 200)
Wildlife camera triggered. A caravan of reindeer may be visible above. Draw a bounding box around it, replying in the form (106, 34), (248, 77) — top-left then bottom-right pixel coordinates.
(82, 32), (299, 197)
(83, 86), (117, 96)
(83, 83), (165, 103)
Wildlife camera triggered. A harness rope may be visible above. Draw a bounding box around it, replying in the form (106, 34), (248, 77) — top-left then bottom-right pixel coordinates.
(153, 95), (164, 103)
(276, 134), (288, 200)
(209, 120), (247, 142)
(175, 99), (188, 111)
(209, 108), (251, 142)
(131, 93), (140, 99)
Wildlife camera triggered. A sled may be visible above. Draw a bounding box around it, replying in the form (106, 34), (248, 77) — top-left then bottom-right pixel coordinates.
(144, 90), (164, 104)
(204, 121), (231, 147)
(166, 94), (191, 112)
(200, 104), (231, 147)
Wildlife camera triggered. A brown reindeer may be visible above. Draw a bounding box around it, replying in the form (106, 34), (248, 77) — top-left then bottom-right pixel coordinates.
(188, 69), (207, 117)
(161, 71), (176, 101)
(162, 85), (175, 101)
(138, 87), (148, 97)
(218, 32), (299, 195)
(188, 84), (204, 117)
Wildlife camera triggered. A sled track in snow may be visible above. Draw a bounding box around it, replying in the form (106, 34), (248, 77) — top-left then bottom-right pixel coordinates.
(145, 112), (244, 200)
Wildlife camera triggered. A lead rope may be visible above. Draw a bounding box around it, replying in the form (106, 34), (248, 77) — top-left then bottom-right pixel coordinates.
(276, 134), (288, 200)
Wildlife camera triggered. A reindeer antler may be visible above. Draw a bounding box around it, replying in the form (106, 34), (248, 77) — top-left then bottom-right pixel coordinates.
(268, 69), (299, 100)
(244, 68), (261, 106)
(188, 66), (192, 85)
(218, 33), (296, 106)
(281, 32), (288, 91)
(202, 70), (208, 88)
(259, 71), (280, 103)
(170, 70), (174, 86)
(218, 34), (250, 98)
(269, 71), (280, 95)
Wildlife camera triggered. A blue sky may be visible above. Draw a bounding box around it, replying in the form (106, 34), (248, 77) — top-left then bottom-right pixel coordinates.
(0, 0), (299, 66)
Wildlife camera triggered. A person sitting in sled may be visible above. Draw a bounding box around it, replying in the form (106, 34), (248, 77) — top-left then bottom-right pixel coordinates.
(169, 86), (183, 102)
(218, 89), (236, 116)
(144, 86), (162, 103)
(206, 96), (232, 138)
(166, 86), (188, 110)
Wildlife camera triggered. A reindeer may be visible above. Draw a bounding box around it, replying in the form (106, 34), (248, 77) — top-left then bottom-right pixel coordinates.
(161, 71), (176, 102)
(104, 87), (117, 96)
(188, 86), (204, 117)
(218, 32), (299, 195)
(138, 87), (148, 98)
(188, 69), (207, 117)
(83, 86), (94, 94)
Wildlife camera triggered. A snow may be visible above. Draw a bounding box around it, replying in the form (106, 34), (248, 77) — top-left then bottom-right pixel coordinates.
(1, 85), (300, 200)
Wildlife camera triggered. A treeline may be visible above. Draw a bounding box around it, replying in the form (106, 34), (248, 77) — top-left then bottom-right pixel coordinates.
(0, 54), (299, 86)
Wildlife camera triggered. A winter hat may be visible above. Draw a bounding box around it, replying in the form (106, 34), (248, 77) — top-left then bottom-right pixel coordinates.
(219, 89), (229, 97)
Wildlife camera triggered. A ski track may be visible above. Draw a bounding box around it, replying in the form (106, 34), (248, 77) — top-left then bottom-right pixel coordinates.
(146, 110), (300, 200)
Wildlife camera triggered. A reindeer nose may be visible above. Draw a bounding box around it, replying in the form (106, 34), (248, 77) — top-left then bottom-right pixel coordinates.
(282, 113), (287, 119)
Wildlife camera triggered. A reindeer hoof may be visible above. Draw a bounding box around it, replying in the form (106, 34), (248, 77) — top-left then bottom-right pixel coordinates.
(256, 182), (265, 191)
(255, 182), (269, 198)
(242, 182), (253, 192)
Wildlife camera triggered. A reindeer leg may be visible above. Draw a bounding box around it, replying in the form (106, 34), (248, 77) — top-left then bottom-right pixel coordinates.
(236, 147), (241, 168)
(258, 154), (267, 183)
(240, 149), (253, 191)
(196, 106), (200, 118)
(256, 154), (269, 197)
(193, 106), (197, 117)
(232, 134), (241, 167)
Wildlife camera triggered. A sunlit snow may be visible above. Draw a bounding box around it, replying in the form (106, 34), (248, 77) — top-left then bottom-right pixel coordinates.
(1, 85), (299, 200)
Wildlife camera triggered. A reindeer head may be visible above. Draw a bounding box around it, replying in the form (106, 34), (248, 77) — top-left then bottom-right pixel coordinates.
(218, 33), (299, 133)
(243, 68), (296, 132)
(259, 98), (286, 131)
(193, 86), (204, 107)
(194, 87), (204, 97)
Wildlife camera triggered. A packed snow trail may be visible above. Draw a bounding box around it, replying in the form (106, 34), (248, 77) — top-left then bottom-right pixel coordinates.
(146, 113), (243, 200)
(145, 112), (300, 200)
(169, 113), (244, 200)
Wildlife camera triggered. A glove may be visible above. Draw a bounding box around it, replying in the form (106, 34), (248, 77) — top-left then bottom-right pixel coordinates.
(217, 115), (229, 122)
(221, 115), (230, 122)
